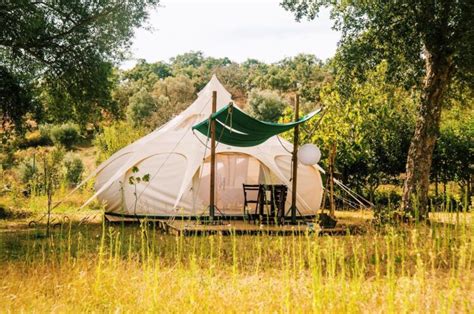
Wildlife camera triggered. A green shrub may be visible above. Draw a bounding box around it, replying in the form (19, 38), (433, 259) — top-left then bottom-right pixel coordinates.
(372, 190), (404, 225)
(0, 141), (16, 169)
(428, 194), (464, 212)
(22, 131), (43, 147)
(373, 189), (401, 207)
(18, 157), (39, 184)
(94, 122), (144, 164)
(17, 148), (65, 195)
(372, 205), (403, 226)
(0, 205), (30, 219)
(16, 125), (52, 148)
(64, 155), (84, 187)
(50, 123), (80, 149)
(247, 89), (288, 122)
(38, 124), (54, 145)
(22, 127), (55, 147)
(18, 156), (41, 196)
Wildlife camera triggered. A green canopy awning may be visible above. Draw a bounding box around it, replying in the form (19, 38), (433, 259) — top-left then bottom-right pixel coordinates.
(192, 103), (321, 147)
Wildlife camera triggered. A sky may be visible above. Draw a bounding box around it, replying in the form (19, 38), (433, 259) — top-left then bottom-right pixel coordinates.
(121, 0), (340, 68)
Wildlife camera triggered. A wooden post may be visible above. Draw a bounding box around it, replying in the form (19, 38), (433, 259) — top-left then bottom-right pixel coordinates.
(290, 94), (300, 224)
(209, 91), (217, 221)
(329, 143), (337, 217)
(321, 174), (330, 213)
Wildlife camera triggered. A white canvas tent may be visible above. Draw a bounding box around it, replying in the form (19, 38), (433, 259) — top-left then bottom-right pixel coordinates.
(91, 75), (323, 218)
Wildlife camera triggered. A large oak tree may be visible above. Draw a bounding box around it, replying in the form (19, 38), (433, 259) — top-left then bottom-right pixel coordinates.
(0, 0), (159, 130)
(282, 0), (473, 218)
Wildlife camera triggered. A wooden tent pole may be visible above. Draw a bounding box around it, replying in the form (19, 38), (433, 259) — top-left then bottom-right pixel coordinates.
(209, 91), (217, 221)
(290, 94), (300, 224)
(329, 143), (337, 217)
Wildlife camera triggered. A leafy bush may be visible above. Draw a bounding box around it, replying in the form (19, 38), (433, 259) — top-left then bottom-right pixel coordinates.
(373, 190), (402, 207)
(17, 148), (65, 194)
(94, 122), (144, 164)
(17, 125), (53, 148)
(0, 140), (16, 169)
(428, 194), (466, 212)
(18, 157), (39, 184)
(38, 124), (54, 145)
(64, 155), (84, 186)
(247, 89), (287, 122)
(0, 205), (30, 219)
(372, 205), (403, 226)
(50, 123), (80, 149)
(23, 131), (45, 147)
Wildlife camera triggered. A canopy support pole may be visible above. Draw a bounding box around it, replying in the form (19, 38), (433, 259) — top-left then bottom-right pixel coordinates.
(290, 94), (300, 224)
(329, 143), (337, 217)
(209, 90), (217, 221)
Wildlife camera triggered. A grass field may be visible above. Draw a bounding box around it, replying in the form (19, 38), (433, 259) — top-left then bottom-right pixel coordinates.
(0, 211), (473, 313)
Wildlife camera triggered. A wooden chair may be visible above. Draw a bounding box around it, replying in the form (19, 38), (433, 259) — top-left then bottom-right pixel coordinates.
(242, 184), (260, 222)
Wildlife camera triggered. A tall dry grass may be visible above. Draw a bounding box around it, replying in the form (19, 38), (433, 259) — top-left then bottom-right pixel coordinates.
(0, 217), (473, 313)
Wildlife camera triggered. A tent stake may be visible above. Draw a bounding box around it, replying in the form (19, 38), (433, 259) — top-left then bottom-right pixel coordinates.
(290, 94), (300, 225)
(209, 90), (217, 221)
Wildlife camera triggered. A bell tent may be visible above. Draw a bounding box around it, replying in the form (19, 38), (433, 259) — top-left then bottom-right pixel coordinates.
(90, 75), (323, 219)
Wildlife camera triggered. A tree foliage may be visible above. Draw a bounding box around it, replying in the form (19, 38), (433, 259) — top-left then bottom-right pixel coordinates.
(0, 0), (159, 129)
(93, 122), (145, 164)
(0, 66), (35, 134)
(296, 63), (416, 200)
(126, 88), (157, 128)
(432, 103), (473, 196)
(123, 75), (196, 129)
(282, 0), (474, 216)
(50, 123), (80, 150)
(247, 89), (288, 123)
(64, 154), (84, 187)
(281, 0), (473, 90)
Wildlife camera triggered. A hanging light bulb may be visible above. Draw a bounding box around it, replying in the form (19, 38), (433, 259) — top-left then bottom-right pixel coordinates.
(297, 144), (321, 165)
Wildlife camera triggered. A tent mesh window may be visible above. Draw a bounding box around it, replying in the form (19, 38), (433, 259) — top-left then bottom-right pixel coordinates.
(195, 153), (281, 214)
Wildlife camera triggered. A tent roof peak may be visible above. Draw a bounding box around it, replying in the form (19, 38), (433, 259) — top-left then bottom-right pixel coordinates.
(197, 75), (231, 99)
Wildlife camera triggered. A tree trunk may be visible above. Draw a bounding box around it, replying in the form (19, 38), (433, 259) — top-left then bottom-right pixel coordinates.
(402, 48), (453, 219)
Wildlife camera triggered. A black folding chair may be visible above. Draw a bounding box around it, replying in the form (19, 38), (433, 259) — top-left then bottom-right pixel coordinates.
(242, 184), (260, 222)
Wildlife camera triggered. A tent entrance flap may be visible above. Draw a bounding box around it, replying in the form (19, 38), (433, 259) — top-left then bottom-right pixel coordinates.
(192, 103), (321, 147)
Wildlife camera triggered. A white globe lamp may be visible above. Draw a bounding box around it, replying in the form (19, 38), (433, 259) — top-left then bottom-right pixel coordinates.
(297, 144), (321, 165)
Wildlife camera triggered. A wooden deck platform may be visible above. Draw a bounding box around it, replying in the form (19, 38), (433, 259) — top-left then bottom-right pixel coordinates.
(104, 213), (368, 236)
(158, 220), (354, 236)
